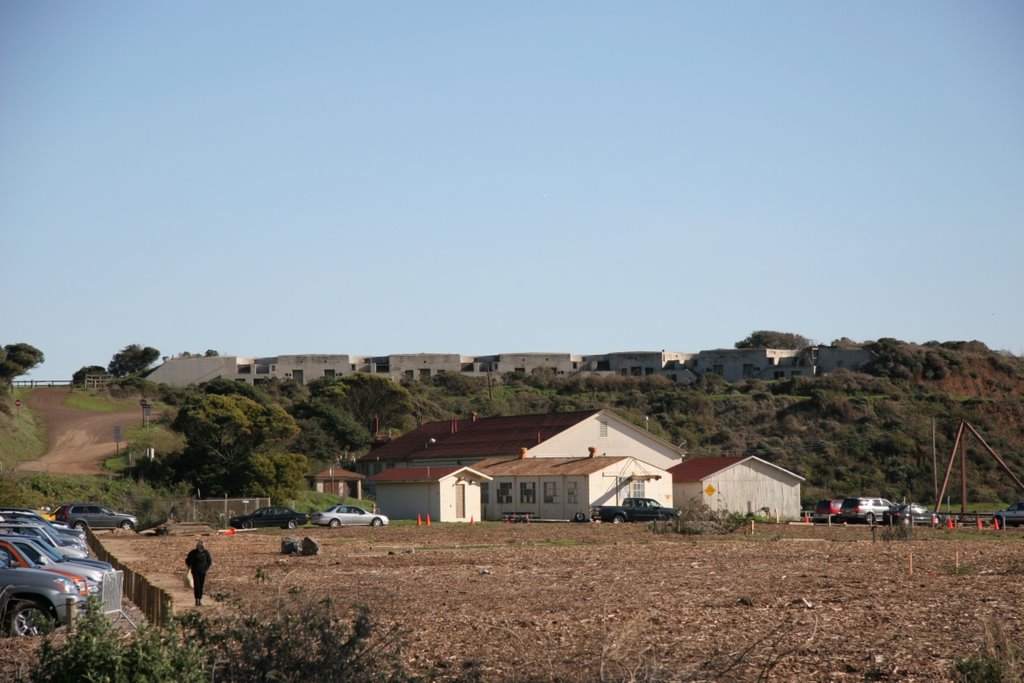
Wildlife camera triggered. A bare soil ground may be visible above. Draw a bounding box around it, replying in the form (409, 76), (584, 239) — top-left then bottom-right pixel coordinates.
(78, 523), (1024, 682)
(15, 388), (143, 475)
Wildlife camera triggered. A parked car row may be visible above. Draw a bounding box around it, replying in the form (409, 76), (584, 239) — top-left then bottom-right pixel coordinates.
(0, 507), (120, 637)
(228, 504), (389, 529)
(812, 497), (944, 526)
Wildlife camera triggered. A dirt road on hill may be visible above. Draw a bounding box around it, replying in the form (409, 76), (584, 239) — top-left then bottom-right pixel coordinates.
(15, 387), (144, 475)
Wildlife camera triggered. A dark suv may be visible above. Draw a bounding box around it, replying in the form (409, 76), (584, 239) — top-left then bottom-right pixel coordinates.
(840, 497), (894, 525)
(55, 503), (137, 531)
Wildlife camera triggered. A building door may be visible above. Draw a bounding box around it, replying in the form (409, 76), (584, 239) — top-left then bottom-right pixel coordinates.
(455, 483), (466, 519)
(292, 370), (304, 384)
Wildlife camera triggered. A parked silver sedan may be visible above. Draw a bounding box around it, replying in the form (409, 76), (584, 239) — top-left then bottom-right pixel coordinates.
(311, 505), (388, 528)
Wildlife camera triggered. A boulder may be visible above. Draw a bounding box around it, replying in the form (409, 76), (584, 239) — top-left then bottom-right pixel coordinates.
(300, 536), (321, 556)
(281, 536), (300, 555)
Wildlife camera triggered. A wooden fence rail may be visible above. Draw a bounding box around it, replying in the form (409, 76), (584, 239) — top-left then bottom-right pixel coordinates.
(85, 528), (172, 626)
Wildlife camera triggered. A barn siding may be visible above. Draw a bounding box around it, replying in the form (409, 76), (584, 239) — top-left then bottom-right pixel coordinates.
(672, 461), (801, 520)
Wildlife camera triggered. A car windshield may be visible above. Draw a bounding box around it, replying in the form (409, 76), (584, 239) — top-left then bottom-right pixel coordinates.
(9, 539), (52, 565)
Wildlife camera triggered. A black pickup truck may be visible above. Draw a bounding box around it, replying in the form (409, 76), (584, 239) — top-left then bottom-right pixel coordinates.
(591, 498), (679, 524)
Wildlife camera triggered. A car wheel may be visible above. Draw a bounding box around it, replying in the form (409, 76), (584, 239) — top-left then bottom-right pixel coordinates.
(242, 520), (254, 530)
(865, 513), (875, 525)
(611, 515), (625, 524)
(287, 519), (297, 530)
(6, 600), (55, 637)
(119, 520), (134, 530)
(371, 518), (383, 527)
(329, 519), (341, 528)
(73, 521), (87, 530)
(573, 512), (587, 523)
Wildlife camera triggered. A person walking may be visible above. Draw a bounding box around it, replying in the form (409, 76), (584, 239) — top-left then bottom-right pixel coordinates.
(185, 540), (212, 606)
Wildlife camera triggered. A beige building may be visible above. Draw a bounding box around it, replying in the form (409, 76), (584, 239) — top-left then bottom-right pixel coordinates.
(368, 466), (491, 523)
(669, 456), (804, 520)
(475, 452), (672, 522)
(357, 409), (686, 477)
(145, 346), (874, 388)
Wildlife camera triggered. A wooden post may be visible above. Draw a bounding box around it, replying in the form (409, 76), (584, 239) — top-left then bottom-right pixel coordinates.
(66, 597), (75, 631)
(909, 553), (913, 576)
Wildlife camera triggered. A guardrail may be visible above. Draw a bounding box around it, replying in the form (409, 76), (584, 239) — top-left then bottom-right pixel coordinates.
(11, 379), (72, 387)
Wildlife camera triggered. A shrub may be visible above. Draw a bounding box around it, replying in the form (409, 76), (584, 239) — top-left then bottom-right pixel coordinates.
(31, 600), (205, 683)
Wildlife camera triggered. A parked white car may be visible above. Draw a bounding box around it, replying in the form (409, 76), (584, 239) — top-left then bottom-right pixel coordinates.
(311, 505), (388, 528)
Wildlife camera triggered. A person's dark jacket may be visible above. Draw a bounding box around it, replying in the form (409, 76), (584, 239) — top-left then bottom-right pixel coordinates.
(186, 548), (212, 574)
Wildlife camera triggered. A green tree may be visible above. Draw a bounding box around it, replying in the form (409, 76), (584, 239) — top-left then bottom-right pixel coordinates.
(0, 342), (45, 385)
(735, 331), (810, 350)
(108, 344), (161, 377)
(307, 374), (414, 435)
(171, 393), (299, 496)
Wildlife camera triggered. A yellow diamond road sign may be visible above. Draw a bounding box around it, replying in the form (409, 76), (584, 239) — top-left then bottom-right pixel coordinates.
(704, 484), (716, 496)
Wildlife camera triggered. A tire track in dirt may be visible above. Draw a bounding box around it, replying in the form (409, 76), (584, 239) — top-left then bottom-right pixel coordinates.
(15, 388), (144, 475)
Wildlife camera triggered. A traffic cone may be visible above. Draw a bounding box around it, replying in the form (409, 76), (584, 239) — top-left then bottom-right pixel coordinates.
(426, 514), (431, 527)
(994, 517), (1001, 531)
(417, 514), (422, 527)
(977, 517), (983, 530)
(946, 516), (955, 529)
(470, 516), (474, 525)
(931, 514), (938, 527)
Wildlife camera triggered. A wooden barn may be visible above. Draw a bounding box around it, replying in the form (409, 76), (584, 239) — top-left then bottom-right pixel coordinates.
(669, 456), (804, 521)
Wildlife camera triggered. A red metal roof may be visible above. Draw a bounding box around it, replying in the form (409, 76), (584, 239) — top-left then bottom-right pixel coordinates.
(368, 466), (464, 483)
(668, 457), (746, 481)
(474, 455), (630, 476)
(309, 467), (364, 480)
(357, 410), (600, 464)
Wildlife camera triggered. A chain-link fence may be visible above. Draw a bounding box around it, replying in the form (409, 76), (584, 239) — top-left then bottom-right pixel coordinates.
(114, 495), (271, 530)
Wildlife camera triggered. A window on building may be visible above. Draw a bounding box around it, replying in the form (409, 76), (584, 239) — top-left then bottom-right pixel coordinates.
(543, 481), (558, 504)
(323, 369), (335, 378)
(497, 482), (512, 504)
(742, 364), (754, 377)
(629, 479), (646, 498)
(238, 365), (252, 374)
(600, 421), (608, 438)
(567, 482), (578, 504)
(480, 482), (490, 505)
(712, 364), (723, 375)
(520, 482), (536, 504)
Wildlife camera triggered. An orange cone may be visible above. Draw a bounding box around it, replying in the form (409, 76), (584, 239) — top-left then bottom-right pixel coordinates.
(470, 516), (474, 525)
(994, 517), (1001, 531)
(426, 514), (432, 526)
(946, 516), (955, 529)
(417, 514), (422, 527)
(977, 517), (983, 530)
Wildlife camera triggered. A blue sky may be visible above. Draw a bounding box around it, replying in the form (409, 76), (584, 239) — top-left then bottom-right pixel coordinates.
(4, 2), (1023, 380)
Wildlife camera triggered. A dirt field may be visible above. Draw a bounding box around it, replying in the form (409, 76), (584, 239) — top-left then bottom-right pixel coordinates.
(84, 522), (1024, 682)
